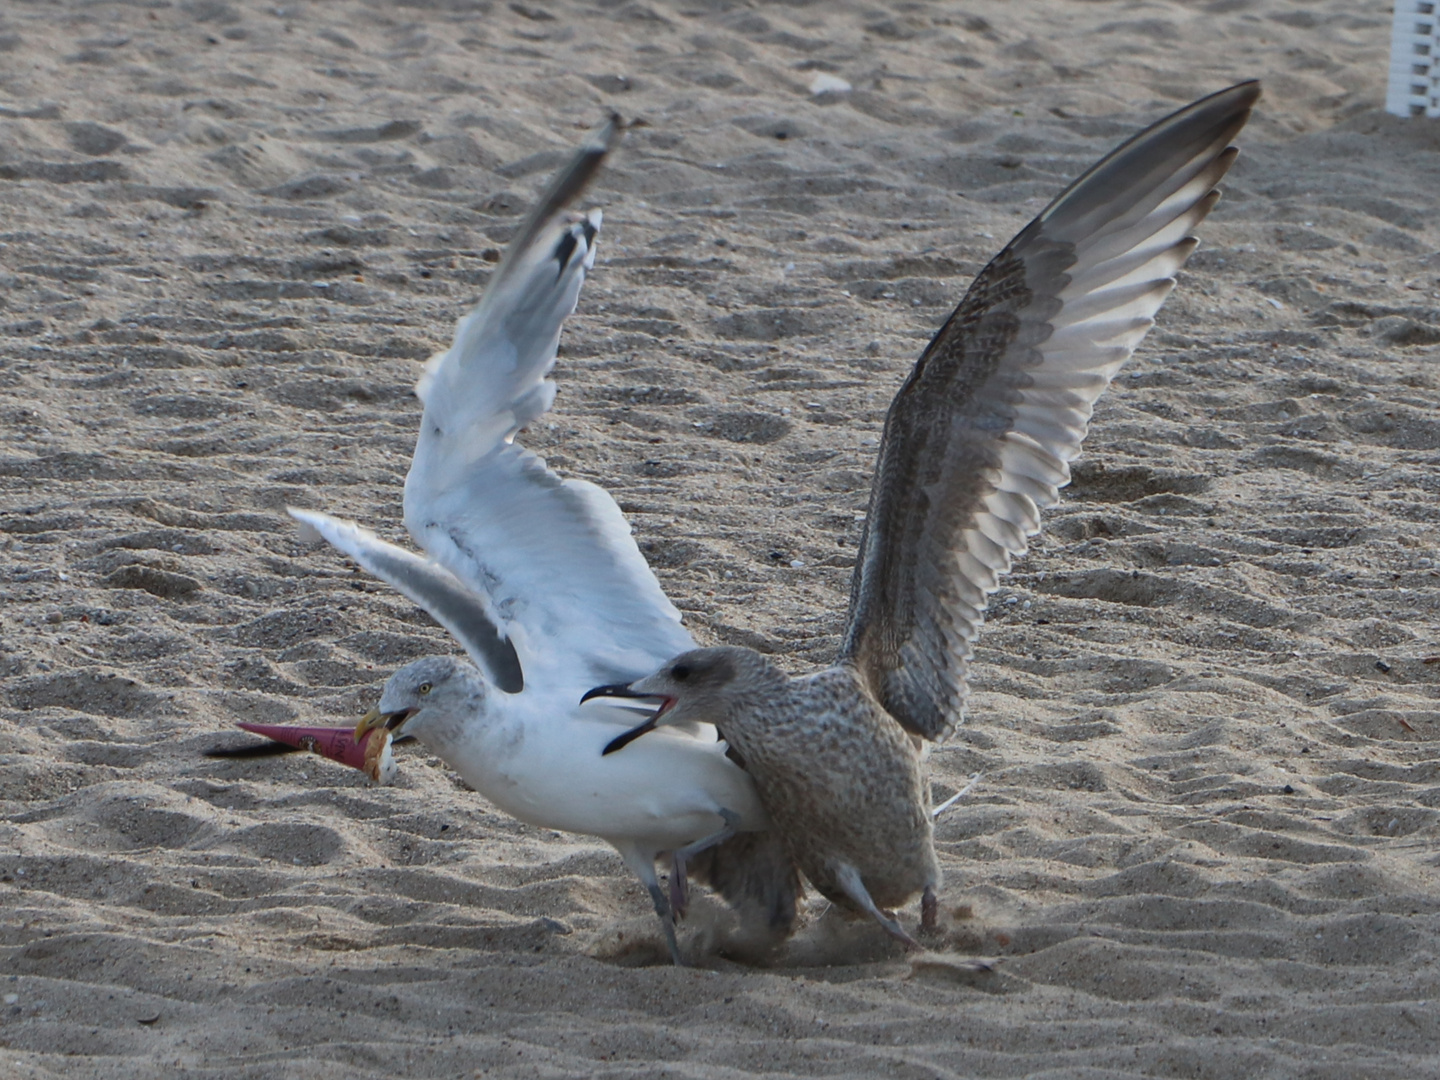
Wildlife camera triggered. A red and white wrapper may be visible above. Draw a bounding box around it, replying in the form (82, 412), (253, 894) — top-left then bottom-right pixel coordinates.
(236, 722), (398, 785)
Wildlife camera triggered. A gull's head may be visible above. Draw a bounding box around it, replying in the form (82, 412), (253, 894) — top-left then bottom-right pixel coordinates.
(584, 647), (774, 755)
(355, 655), (479, 744)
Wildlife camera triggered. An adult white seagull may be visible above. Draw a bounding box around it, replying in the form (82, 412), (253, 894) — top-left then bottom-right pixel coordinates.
(290, 119), (798, 965)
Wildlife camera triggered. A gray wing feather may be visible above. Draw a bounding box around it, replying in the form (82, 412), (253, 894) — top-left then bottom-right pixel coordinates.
(410, 117), (619, 490)
(841, 81), (1260, 741)
(289, 509), (524, 693)
(403, 115), (695, 692)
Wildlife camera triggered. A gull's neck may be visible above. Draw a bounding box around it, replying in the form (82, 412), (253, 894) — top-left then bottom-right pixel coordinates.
(708, 657), (800, 757)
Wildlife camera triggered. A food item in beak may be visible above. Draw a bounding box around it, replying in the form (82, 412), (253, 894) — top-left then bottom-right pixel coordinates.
(234, 722), (398, 785)
(362, 726), (397, 784)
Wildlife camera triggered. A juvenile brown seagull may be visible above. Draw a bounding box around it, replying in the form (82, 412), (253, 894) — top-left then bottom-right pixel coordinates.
(585, 82), (1260, 949)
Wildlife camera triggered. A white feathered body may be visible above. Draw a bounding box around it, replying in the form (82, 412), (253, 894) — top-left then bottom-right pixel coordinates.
(411, 674), (766, 851)
(290, 135), (773, 876)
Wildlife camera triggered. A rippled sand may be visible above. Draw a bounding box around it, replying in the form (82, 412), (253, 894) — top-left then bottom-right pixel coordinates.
(2, 2), (1438, 1077)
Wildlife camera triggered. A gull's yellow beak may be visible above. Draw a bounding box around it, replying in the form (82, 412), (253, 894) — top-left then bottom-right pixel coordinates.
(355, 707), (385, 743)
(356, 705), (415, 742)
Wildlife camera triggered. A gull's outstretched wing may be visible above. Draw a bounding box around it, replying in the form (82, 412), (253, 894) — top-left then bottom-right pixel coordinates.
(402, 117), (694, 689)
(289, 508), (524, 693)
(409, 116), (617, 490)
(841, 81), (1260, 741)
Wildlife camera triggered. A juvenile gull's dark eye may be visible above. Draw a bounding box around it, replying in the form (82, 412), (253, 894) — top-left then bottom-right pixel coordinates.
(672, 664), (691, 682)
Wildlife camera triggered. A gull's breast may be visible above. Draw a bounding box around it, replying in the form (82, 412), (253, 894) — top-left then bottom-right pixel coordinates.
(433, 698), (764, 847)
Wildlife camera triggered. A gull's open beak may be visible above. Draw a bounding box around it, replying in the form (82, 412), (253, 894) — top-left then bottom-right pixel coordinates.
(581, 683), (676, 756)
(355, 708), (384, 742)
(581, 682), (655, 705)
(354, 706), (414, 742)
(602, 715), (657, 756)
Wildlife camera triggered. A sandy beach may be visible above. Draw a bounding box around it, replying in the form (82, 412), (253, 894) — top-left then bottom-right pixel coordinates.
(2, 1), (1439, 1076)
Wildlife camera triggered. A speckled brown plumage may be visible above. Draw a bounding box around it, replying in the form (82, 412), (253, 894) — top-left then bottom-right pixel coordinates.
(720, 660), (937, 913)
(594, 83), (1259, 950)
(608, 647), (938, 946)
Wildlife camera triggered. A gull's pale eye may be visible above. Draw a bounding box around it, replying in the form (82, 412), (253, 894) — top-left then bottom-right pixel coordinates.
(672, 665), (691, 682)
(419, 682), (433, 695)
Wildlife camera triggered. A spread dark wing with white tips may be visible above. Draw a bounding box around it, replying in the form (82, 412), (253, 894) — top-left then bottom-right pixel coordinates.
(401, 116), (695, 691)
(840, 81), (1260, 742)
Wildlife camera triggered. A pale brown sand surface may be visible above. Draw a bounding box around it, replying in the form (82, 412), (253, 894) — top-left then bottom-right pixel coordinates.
(2, 1), (1439, 1077)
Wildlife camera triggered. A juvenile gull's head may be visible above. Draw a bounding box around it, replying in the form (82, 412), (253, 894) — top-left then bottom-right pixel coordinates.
(584, 646), (780, 755)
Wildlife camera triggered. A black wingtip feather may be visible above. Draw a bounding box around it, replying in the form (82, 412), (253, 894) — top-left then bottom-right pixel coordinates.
(486, 112), (622, 296)
(552, 227), (579, 280)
